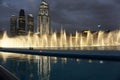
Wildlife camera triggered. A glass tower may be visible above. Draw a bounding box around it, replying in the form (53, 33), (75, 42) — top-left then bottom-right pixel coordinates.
(27, 14), (34, 33)
(10, 15), (17, 36)
(18, 9), (26, 35)
(37, 0), (50, 35)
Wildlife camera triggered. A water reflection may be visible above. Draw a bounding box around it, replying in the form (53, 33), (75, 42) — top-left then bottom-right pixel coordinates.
(37, 56), (50, 80)
(0, 53), (51, 80)
(0, 53), (84, 80)
(0, 52), (120, 80)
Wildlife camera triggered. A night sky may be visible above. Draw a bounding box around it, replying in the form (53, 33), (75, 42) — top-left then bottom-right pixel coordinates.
(0, 0), (120, 32)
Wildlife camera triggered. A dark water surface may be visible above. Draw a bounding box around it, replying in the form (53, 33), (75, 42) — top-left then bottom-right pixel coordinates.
(0, 50), (120, 80)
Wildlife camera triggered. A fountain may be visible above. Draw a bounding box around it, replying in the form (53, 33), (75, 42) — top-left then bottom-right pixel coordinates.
(0, 29), (120, 49)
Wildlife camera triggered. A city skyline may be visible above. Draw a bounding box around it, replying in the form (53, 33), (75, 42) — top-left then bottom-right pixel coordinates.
(9, 0), (50, 36)
(0, 0), (120, 32)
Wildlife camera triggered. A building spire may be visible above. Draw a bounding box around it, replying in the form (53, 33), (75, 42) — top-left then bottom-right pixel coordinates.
(41, 0), (48, 5)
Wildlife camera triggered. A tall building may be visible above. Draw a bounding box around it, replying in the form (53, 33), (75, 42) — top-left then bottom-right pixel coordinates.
(37, 0), (50, 34)
(27, 14), (34, 33)
(10, 15), (17, 36)
(18, 9), (26, 35)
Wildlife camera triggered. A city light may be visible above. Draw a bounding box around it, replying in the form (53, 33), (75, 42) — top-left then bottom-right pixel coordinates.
(1, 0), (120, 49)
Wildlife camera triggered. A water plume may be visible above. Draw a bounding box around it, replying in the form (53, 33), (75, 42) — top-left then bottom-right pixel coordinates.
(0, 30), (120, 48)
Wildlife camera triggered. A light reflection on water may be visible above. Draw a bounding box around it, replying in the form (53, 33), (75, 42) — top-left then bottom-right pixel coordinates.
(0, 51), (120, 80)
(34, 46), (120, 50)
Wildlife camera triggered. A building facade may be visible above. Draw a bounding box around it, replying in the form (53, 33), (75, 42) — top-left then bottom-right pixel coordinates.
(37, 0), (50, 34)
(18, 9), (26, 35)
(10, 15), (17, 36)
(27, 14), (34, 33)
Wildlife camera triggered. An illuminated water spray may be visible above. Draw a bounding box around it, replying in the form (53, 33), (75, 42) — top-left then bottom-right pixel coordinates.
(0, 30), (120, 48)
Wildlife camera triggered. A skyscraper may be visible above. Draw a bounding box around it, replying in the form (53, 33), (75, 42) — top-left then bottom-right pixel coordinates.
(18, 9), (26, 35)
(27, 14), (34, 33)
(37, 0), (50, 34)
(10, 15), (17, 36)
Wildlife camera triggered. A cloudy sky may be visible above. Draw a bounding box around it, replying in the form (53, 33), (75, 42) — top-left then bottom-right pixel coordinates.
(0, 0), (120, 32)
